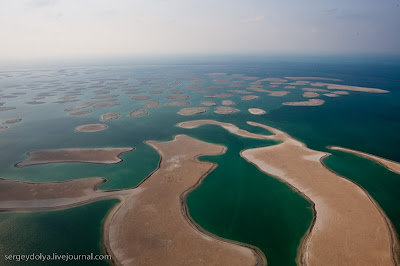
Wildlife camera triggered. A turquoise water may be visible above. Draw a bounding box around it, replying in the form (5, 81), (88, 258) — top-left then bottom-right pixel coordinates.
(0, 57), (399, 265)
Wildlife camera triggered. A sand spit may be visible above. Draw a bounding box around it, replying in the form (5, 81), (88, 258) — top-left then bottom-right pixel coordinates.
(166, 95), (190, 100)
(214, 106), (240, 114)
(68, 110), (92, 116)
(106, 135), (262, 266)
(248, 108), (266, 115)
(310, 82), (389, 93)
(179, 120), (398, 266)
(200, 101), (217, 106)
(206, 93), (233, 98)
(222, 100), (235, 106)
(76, 124), (108, 132)
(144, 101), (160, 108)
(178, 107), (209, 116)
(283, 99), (325, 106)
(285, 77), (343, 82)
(2, 118), (22, 124)
(0, 178), (130, 211)
(241, 95), (259, 101)
(101, 113), (120, 121)
(303, 92), (320, 98)
(127, 109), (148, 117)
(16, 147), (133, 168)
(131, 96), (151, 101)
(166, 101), (190, 107)
(329, 146), (400, 175)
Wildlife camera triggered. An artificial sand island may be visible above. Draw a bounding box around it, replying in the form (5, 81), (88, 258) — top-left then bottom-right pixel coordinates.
(178, 107), (209, 116)
(75, 124), (108, 132)
(214, 106), (240, 114)
(283, 99), (325, 106)
(178, 120), (398, 266)
(101, 113), (121, 121)
(248, 108), (266, 115)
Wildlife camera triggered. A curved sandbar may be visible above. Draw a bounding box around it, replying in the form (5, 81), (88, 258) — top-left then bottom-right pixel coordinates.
(0, 177), (131, 211)
(329, 146), (400, 175)
(101, 113), (120, 121)
(127, 109), (148, 117)
(15, 148), (134, 168)
(178, 107), (209, 116)
(283, 99), (325, 106)
(76, 124), (108, 132)
(179, 120), (397, 266)
(248, 108), (266, 115)
(106, 135), (262, 266)
(214, 106), (240, 114)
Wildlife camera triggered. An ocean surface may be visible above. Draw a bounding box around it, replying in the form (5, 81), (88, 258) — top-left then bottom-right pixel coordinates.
(0, 56), (399, 265)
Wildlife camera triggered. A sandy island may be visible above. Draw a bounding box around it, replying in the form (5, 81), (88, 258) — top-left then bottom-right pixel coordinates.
(166, 101), (190, 107)
(144, 101), (160, 108)
(214, 106), (240, 114)
(105, 135), (263, 266)
(2, 118), (22, 124)
(76, 124), (108, 132)
(206, 93), (233, 98)
(166, 95), (190, 100)
(178, 120), (398, 266)
(241, 95), (259, 101)
(68, 110), (92, 116)
(310, 82), (389, 93)
(101, 113), (120, 121)
(131, 96), (151, 101)
(15, 148), (133, 167)
(222, 100), (235, 106)
(283, 99), (325, 106)
(303, 92), (320, 98)
(178, 107), (209, 116)
(200, 101), (217, 106)
(248, 108), (266, 115)
(0, 126), (8, 131)
(127, 109), (148, 117)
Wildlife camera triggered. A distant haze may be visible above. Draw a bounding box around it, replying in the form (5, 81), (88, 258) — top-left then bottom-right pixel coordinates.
(1, 0), (399, 61)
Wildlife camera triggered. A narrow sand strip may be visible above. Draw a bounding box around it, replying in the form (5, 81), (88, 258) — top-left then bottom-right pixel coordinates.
(329, 146), (400, 175)
(105, 135), (263, 266)
(178, 120), (397, 266)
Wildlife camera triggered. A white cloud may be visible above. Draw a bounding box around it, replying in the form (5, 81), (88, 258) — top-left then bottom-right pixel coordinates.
(240, 16), (264, 23)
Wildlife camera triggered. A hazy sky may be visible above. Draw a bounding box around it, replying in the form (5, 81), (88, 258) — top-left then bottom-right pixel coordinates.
(1, 0), (399, 61)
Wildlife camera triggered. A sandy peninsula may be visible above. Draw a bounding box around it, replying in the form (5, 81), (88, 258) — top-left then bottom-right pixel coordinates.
(329, 146), (400, 175)
(16, 147), (133, 167)
(166, 101), (190, 107)
(144, 101), (160, 108)
(101, 113), (120, 121)
(105, 135), (263, 266)
(283, 99), (325, 106)
(179, 120), (398, 266)
(214, 106), (240, 114)
(127, 109), (148, 117)
(178, 107), (209, 116)
(241, 95), (259, 101)
(76, 124), (108, 132)
(200, 101), (217, 106)
(248, 108), (266, 115)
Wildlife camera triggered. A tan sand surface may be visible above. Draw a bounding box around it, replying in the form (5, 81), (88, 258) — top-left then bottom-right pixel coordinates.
(2, 118), (22, 124)
(0, 177), (130, 211)
(303, 92), (320, 98)
(178, 107), (209, 116)
(268, 91), (289, 97)
(329, 146), (400, 175)
(166, 101), (190, 107)
(230, 90), (251, 94)
(105, 135), (262, 266)
(76, 124), (108, 132)
(222, 100), (235, 106)
(206, 93), (233, 98)
(214, 106), (240, 114)
(324, 93), (340, 97)
(310, 82), (389, 93)
(131, 96), (151, 101)
(241, 95), (259, 101)
(303, 88), (329, 92)
(284, 86), (296, 89)
(200, 101), (217, 106)
(248, 108), (266, 115)
(179, 120), (398, 266)
(166, 95), (190, 100)
(127, 109), (148, 117)
(16, 147), (133, 167)
(68, 110), (92, 116)
(332, 90), (349, 95)
(285, 77), (343, 82)
(144, 101), (160, 108)
(283, 99), (325, 106)
(101, 113), (120, 121)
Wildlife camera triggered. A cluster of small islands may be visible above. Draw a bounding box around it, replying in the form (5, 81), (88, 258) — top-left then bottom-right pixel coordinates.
(0, 69), (398, 266)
